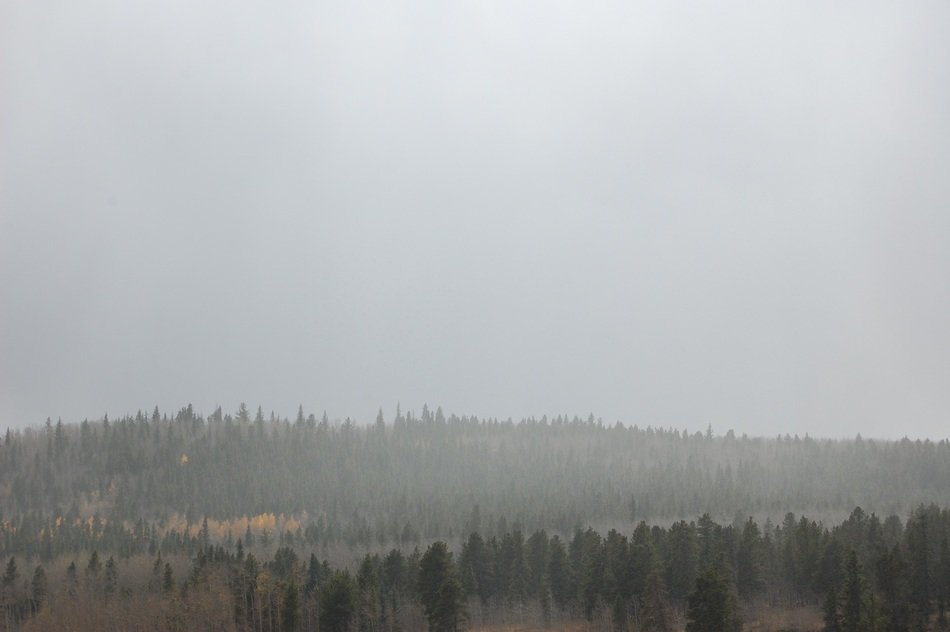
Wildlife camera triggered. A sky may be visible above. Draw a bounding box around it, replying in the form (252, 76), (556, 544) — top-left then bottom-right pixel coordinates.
(2, 1), (949, 439)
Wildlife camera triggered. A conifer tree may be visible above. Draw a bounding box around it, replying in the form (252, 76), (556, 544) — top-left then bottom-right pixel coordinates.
(548, 535), (574, 614)
(283, 579), (300, 632)
(875, 546), (909, 632)
(418, 541), (466, 632)
(640, 569), (674, 632)
(163, 563), (175, 595)
(320, 571), (356, 632)
(30, 566), (47, 612)
(86, 550), (101, 578)
(2, 557), (18, 604)
(685, 566), (741, 632)
(736, 517), (765, 600)
(104, 555), (118, 597)
(65, 561), (78, 596)
(840, 551), (866, 632)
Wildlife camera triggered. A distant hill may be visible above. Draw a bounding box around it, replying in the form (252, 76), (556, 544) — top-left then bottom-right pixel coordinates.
(2, 404), (949, 558)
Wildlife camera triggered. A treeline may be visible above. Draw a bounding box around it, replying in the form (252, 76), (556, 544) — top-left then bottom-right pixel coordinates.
(2, 404), (950, 560)
(4, 507), (950, 631)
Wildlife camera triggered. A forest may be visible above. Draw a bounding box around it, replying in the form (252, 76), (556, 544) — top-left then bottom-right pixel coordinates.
(2, 405), (950, 631)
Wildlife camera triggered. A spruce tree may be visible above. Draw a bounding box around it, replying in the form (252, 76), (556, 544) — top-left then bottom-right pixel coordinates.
(685, 566), (741, 632)
(418, 541), (466, 632)
(320, 571), (356, 632)
(640, 570), (674, 632)
(163, 563), (175, 595)
(31, 566), (47, 611)
(283, 579), (300, 632)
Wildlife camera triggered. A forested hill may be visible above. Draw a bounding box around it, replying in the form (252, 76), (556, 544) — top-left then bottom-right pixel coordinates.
(2, 405), (950, 556)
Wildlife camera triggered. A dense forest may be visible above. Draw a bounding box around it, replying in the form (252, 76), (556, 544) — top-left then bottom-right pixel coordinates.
(2, 405), (950, 630)
(4, 506), (950, 631)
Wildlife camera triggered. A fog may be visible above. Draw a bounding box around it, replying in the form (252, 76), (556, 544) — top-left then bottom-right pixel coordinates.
(2, 1), (948, 438)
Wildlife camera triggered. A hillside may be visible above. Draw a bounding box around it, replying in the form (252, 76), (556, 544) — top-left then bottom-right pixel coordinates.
(2, 405), (950, 559)
(3, 406), (950, 630)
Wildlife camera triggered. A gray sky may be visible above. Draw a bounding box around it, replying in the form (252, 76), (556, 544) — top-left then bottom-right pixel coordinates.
(2, 1), (949, 439)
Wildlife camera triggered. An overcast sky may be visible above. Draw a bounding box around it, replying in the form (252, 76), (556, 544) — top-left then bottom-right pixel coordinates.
(2, 1), (948, 439)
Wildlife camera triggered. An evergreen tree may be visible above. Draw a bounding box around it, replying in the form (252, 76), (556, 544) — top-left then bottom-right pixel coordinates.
(418, 541), (466, 632)
(906, 508), (933, 631)
(357, 554), (382, 632)
(381, 548), (406, 630)
(283, 579), (301, 632)
(824, 587), (842, 632)
(31, 565), (47, 612)
(667, 521), (699, 602)
(163, 563), (175, 595)
(459, 531), (494, 605)
(2, 556), (17, 591)
(321, 571), (356, 632)
(104, 555), (118, 596)
(86, 550), (101, 578)
(875, 546), (909, 632)
(939, 532), (950, 628)
(840, 551), (866, 632)
(199, 517), (210, 549)
(685, 566), (741, 632)
(66, 561), (78, 596)
(736, 517), (764, 600)
(2, 556), (19, 604)
(305, 553), (322, 598)
(548, 535), (574, 614)
(630, 521), (656, 599)
(640, 569), (674, 632)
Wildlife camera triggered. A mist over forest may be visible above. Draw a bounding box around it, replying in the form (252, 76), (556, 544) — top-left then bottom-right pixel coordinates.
(4, 0), (950, 630)
(1, 408), (950, 630)
(3, 1), (950, 440)
(4, 405), (950, 541)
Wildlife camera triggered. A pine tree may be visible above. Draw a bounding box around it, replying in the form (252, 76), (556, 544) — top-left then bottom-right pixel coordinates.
(2, 557), (17, 589)
(104, 556), (118, 597)
(875, 546), (909, 632)
(685, 566), (741, 632)
(199, 517), (211, 549)
(357, 554), (382, 631)
(548, 535), (574, 614)
(31, 566), (47, 612)
(163, 563), (175, 595)
(640, 570), (674, 632)
(305, 553), (322, 598)
(906, 508), (933, 631)
(840, 551), (866, 632)
(823, 587), (842, 632)
(283, 579), (300, 632)
(66, 561), (78, 596)
(460, 531), (495, 605)
(668, 520), (699, 602)
(736, 517), (765, 600)
(86, 550), (101, 578)
(418, 541), (467, 632)
(382, 548), (406, 630)
(320, 571), (356, 632)
(2, 557), (19, 603)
